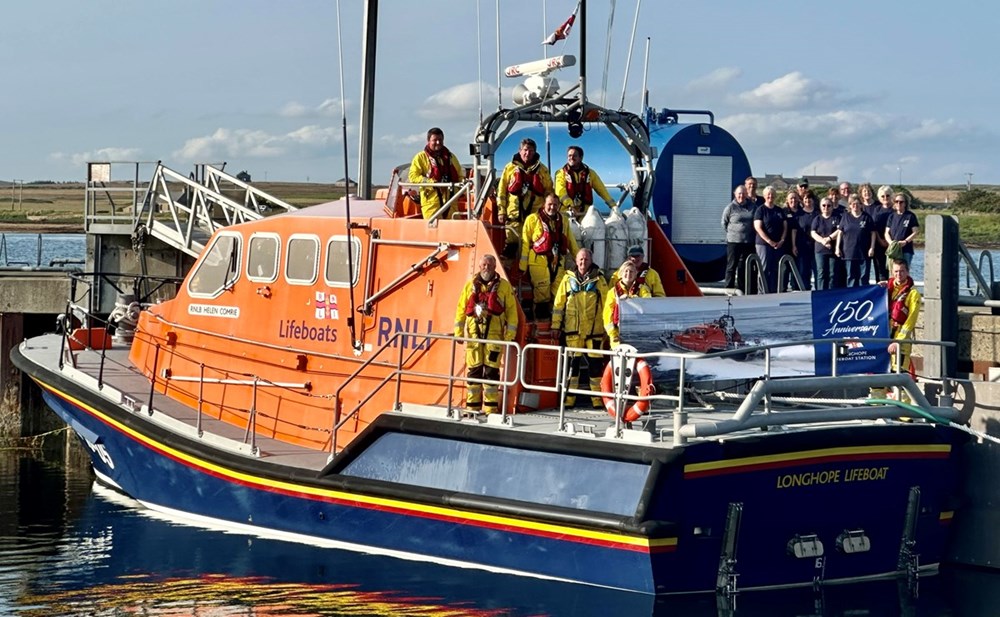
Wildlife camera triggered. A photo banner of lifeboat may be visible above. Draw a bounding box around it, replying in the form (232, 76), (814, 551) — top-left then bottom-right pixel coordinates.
(619, 285), (890, 381)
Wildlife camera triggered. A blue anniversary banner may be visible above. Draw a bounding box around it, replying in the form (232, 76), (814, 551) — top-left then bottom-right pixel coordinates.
(810, 285), (890, 376)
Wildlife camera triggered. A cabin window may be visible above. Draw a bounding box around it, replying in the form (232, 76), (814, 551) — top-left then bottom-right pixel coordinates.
(188, 233), (241, 298)
(341, 433), (652, 517)
(285, 235), (320, 285)
(324, 236), (362, 287)
(247, 233), (279, 282)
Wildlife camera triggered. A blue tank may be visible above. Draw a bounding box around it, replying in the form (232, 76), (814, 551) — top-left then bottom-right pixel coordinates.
(492, 108), (752, 282)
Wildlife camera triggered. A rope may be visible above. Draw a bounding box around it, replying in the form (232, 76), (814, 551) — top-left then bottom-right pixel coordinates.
(865, 398), (1000, 446)
(0, 426), (70, 451)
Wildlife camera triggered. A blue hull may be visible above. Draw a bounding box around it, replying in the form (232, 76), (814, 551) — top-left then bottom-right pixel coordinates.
(35, 375), (964, 595)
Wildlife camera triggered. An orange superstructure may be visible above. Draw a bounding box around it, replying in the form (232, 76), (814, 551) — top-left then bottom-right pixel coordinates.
(128, 183), (698, 453)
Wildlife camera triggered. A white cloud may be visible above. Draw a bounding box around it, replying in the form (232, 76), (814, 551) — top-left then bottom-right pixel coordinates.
(895, 118), (960, 141)
(685, 67), (741, 92)
(56, 147), (144, 167)
(417, 81), (499, 119)
(720, 110), (890, 145)
(173, 126), (341, 161)
(280, 98), (347, 118)
(734, 71), (849, 110)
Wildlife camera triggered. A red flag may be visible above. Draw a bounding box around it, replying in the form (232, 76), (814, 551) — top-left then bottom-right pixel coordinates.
(542, 9), (577, 45)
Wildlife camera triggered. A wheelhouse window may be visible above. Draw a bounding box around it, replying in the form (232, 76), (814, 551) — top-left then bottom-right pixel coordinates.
(188, 233), (241, 298)
(286, 235), (319, 285)
(247, 233), (279, 282)
(324, 236), (362, 287)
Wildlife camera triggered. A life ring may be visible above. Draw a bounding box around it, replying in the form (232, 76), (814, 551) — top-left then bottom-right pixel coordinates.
(601, 358), (655, 423)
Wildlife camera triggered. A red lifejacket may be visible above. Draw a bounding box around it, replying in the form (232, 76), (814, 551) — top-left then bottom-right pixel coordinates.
(610, 280), (640, 326)
(562, 164), (594, 206)
(425, 146), (459, 183)
(507, 154), (546, 197)
(531, 211), (565, 256)
(635, 262), (650, 287)
(465, 275), (505, 317)
(887, 276), (914, 328)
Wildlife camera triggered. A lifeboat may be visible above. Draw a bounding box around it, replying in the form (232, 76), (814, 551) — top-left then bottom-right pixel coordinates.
(10, 0), (973, 597)
(662, 313), (760, 360)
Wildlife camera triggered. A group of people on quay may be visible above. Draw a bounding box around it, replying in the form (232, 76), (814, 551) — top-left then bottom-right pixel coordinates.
(722, 177), (920, 295)
(419, 128), (921, 412)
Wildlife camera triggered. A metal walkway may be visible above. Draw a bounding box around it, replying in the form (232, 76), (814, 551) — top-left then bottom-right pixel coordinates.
(84, 161), (298, 257)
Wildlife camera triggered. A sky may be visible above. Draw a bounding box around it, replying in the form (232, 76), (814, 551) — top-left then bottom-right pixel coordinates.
(2, 0), (996, 187)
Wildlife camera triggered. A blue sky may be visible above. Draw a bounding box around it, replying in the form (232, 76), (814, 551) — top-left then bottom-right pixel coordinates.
(2, 0), (996, 186)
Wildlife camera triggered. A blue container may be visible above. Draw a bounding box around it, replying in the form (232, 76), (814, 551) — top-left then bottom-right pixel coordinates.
(492, 109), (752, 282)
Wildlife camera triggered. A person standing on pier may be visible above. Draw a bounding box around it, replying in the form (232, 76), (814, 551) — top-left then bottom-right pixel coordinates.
(885, 193), (920, 267)
(885, 260), (921, 399)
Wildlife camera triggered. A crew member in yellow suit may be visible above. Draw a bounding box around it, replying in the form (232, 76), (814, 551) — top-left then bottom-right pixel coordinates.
(497, 138), (553, 256)
(454, 254), (519, 414)
(887, 259), (921, 374)
(604, 261), (652, 349)
(609, 245), (666, 297)
(551, 248), (608, 407)
(554, 145), (617, 218)
(519, 193), (579, 320)
(409, 127), (465, 220)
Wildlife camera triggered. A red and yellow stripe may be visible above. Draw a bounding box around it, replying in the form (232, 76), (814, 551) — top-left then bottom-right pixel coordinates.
(684, 444), (951, 479)
(37, 379), (676, 554)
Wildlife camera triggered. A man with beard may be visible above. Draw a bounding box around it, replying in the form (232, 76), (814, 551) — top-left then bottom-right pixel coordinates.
(554, 145), (617, 218)
(454, 254), (519, 414)
(520, 193), (579, 320)
(497, 138), (554, 256)
(409, 127), (465, 220)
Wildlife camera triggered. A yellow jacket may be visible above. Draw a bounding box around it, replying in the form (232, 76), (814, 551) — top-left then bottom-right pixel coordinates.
(889, 284), (921, 341)
(554, 165), (616, 214)
(609, 264), (666, 297)
(409, 148), (465, 219)
(519, 211), (581, 272)
(497, 158), (553, 221)
(552, 266), (608, 341)
(603, 281), (652, 348)
(454, 274), (519, 343)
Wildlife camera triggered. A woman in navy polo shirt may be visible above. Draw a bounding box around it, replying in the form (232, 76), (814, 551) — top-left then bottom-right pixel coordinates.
(885, 193), (920, 266)
(753, 186), (787, 294)
(811, 198), (841, 290)
(835, 193), (876, 287)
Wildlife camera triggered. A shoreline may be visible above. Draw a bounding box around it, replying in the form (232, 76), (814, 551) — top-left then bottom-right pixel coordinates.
(0, 223), (997, 251)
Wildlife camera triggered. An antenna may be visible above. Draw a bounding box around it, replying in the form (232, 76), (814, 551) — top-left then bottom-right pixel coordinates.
(619, 0), (642, 110)
(336, 0), (361, 354)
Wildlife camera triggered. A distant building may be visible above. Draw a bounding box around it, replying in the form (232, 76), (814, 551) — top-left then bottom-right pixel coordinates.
(754, 174), (839, 191)
(335, 177), (358, 190)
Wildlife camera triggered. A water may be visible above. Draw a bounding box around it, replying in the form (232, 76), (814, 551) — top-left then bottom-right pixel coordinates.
(903, 249), (999, 294)
(2, 448), (999, 616)
(0, 233), (85, 269)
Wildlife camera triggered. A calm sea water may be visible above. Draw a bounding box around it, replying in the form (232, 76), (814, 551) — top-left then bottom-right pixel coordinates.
(0, 233), (85, 268)
(2, 448), (1000, 617)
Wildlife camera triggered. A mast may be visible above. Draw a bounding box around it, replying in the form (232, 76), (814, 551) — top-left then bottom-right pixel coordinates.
(357, 0), (378, 199)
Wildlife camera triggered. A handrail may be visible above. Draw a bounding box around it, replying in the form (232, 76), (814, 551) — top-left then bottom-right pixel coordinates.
(330, 331), (521, 454)
(960, 243), (996, 299)
(777, 254), (805, 291)
(520, 337), (963, 440)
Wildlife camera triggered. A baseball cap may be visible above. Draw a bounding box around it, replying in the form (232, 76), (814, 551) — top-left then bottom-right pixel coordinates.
(628, 245), (644, 256)
(797, 177), (809, 187)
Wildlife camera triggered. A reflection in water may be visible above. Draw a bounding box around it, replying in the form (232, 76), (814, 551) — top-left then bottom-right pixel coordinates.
(2, 449), (999, 616)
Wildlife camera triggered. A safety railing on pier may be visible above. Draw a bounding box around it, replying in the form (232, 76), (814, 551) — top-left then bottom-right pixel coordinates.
(0, 232), (85, 269)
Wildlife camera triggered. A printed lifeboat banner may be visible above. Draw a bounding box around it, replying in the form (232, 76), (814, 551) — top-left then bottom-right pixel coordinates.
(619, 285), (890, 380)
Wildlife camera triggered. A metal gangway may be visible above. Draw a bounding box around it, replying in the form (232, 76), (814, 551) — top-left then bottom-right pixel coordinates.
(84, 161), (298, 257)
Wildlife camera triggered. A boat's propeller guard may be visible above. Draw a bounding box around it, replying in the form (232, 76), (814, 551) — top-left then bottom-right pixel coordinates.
(600, 346), (655, 423)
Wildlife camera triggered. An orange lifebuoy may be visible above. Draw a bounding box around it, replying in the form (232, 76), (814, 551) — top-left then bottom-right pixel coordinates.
(601, 358), (655, 423)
